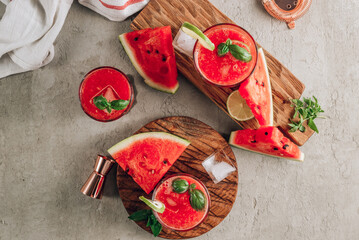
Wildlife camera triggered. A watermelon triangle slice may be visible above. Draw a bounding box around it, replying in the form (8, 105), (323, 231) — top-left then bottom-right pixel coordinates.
(108, 132), (190, 194)
(119, 26), (179, 94)
(238, 48), (273, 126)
(229, 126), (304, 161)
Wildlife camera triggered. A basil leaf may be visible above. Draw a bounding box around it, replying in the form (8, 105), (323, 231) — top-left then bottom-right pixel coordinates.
(229, 44), (252, 62)
(308, 118), (319, 133)
(189, 189), (206, 211)
(225, 38), (232, 45)
(172, 178), (189, 193)
(149, 215), (162, 237)
(93, 95), (110, 110)
(128, 209), (152, 221)
(217, 43), (229, 57)
(110, 100), (129, 110)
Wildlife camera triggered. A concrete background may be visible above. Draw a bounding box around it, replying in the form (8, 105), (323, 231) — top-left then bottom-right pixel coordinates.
(1, 1), (358, 239)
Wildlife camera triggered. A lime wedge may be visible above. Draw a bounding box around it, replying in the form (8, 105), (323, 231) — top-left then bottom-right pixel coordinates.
(181, 22), (215, 51)
(139, 196), (165, 213)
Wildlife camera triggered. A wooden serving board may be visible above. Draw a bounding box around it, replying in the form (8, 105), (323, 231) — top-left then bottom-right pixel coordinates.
(130, 0), (314, 146)
(117, 116), (238, 239)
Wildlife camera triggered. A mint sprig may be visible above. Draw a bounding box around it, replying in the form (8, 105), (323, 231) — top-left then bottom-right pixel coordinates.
(128, 209), (162, 237)
(288, 96), (325, 133)
(217, 38), (252, 62)
(93, 95), (129, 113)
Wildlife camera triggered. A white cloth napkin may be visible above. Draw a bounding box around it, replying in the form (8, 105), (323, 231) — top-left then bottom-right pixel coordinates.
(79, 0), (149, 21)
(0, 0), (73, 79)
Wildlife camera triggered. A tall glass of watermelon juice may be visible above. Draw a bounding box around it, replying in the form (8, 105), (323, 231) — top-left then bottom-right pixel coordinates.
(79, 67), (134, 122)
(152, 174), (210, 231)
(193, 24), (258, 87)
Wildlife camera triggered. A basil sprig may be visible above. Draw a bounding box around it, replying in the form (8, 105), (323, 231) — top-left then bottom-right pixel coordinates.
(189, 183), (206, 211)
(217, 38), (252, 62)
(93, 95), (129, 113)
(172, 178), (189, 193)
(128, 209), (162, 237)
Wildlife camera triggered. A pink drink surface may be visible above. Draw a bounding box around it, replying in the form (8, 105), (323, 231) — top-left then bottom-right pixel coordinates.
(153, 175), (209, 231)
(194, 24), (257, 87)
(79, 67), (132, 122)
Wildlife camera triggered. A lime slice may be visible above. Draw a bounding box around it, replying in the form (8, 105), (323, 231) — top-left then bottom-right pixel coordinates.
(227, 90), (254, 121)
(139, 196), (165, 213)
(181, 22), (215, 51)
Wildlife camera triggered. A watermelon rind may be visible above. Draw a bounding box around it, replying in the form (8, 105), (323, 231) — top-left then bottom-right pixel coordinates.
(119, 34), (179, 94)
(258, 48), (274, 127)
(108, 132), (190, 156)
(228, 131), (304, 162)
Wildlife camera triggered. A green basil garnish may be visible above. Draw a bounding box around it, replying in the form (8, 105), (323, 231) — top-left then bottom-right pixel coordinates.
(217, 43), (229, 57)
(128, 209), (152, 221)
(93, 95), (129, 113)
(129, 209), (162, 237)
(189, 183), (206, 211)
(228, 44), (252, 62)
(172, 178), (189, 193)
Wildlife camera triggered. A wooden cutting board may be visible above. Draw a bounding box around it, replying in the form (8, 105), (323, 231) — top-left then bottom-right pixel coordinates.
(130, 0), (314, 146)
(117, 116), (238, 239)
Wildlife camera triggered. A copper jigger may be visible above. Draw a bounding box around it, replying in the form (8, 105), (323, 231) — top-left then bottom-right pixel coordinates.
(80, 155), (115, 199)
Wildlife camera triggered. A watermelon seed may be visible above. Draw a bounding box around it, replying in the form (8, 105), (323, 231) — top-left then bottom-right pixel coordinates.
(265, 132), (268, 135)
(163, 159), (168, 164)
(151, 170), (155, 174)
(147, 50), (151, 54)
(125, 167), (129, 173)
(274, 147), (279, 151)
(251, 140), (256, 143)
(262, 82), (265, 87)
(256, 80), (258, 84)
(283, 144), (289, 150)
(134, 37), (138, 41)
(155, 50), (159, 54)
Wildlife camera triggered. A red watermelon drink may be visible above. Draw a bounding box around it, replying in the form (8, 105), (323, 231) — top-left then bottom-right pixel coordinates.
(152, 174), (210, 231)
(79, 67), (134, 122)
(193, 23), (258, 87)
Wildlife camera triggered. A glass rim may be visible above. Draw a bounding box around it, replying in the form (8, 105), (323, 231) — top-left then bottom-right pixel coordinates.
(78, 66), (134, 122)
(193, 23), (258, 88)
(152, 173), (211, 232)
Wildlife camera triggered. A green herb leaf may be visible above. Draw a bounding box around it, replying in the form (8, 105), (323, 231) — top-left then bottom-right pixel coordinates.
(229, 44), (252, 62)
(225, 38), (232, 45)
(93, 95), (110, 110)
(289, 96), (324, 133)
(110, 100), (129, 110)
(189, 188), (206, 211)
(217, 43), (229, 57)
(128, 209), (152, 221)
(149, 215), (162, 237)
(172, 178), (189, 193)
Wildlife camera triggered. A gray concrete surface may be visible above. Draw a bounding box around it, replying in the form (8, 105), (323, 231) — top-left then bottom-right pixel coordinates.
(1, 1), (358, 239)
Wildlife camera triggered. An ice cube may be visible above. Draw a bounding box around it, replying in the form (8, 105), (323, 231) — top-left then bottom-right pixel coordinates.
(211, 162), (236, 184)
(202, 155), (215, 172)
(173, 29), (196, 58)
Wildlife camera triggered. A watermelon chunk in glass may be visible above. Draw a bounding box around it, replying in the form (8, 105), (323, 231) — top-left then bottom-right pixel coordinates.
(119, 26), (179, 94)
(229, 126), (304, 161)
(108, 132), (190, 194)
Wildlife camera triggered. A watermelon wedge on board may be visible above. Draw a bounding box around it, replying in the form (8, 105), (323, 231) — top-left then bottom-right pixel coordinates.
(238, 48), (273, 126)
(108, 132), (190, 194)
(229, 127), (304, 161)
(119, 26), (179, 94)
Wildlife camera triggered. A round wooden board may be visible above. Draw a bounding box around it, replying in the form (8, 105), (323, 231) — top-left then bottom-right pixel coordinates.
(117, 116), (238, 239)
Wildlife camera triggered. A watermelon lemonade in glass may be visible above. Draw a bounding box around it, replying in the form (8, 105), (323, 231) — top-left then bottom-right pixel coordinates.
(79, 67), (134, 122)
(193, 23), (258, 87)
(152, 174), (210, 231)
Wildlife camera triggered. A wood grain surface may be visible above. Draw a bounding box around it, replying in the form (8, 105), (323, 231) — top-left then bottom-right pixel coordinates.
(117, 116), (238, 239)
(130, 0), (314, 146)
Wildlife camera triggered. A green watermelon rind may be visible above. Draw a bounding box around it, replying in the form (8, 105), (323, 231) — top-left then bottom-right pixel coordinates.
(119, 34), (179, 94)
(228, 131), (304, 162)
(108, 132), (190, 156)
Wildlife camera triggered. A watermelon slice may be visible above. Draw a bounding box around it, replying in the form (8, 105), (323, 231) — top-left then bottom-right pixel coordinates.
(119, 26), (179, 94)
(108, 132), (190, 194)
(238, 48), (273, 126)
(229, 127), (304, 161)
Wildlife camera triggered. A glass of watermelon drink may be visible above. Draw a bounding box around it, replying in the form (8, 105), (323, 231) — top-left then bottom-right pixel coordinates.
(193, 23), (258, 87)
(152, 174), (210, 231)
(79, 67), (134, 122)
